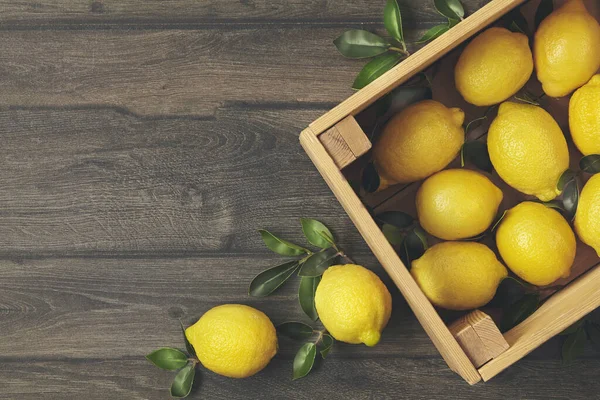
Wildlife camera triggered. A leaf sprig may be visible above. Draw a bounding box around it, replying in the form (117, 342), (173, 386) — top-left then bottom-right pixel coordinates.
(374, 211), (428, 266)
(277, 322), (335, 380)
(249, 219), (354, 320)
(334, 0), (467, 89)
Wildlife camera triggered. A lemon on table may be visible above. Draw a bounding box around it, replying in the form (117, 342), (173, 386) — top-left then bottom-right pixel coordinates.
(315, 264), (392, 346)
(496, 202), (576, 286)
(534, 0), (600, 97)
(185, 304), (277, 378)
(570, 75), (600, 155)
(455, 27), (533, 106)
(488, 102), (569, 201)
(373, 100), (465, 190)
(411, 242), (508, 311)
(416, 169), (503, 240)
(575, 174), (600, 257)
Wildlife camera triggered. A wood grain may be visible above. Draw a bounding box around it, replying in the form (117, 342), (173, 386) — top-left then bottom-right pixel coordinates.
(0, 0), (490, 25)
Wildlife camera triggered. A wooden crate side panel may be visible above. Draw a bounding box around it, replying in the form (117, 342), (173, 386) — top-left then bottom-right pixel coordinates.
(299, 128), (481, 385)
(479, 263), (600, 381)
(309, 0), (527, 135)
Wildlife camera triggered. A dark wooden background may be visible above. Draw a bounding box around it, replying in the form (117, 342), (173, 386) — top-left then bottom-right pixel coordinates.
(1, 0), (600, 398)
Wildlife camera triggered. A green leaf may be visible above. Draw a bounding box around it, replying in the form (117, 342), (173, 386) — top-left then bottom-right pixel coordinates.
(535, 0), (554, 30)
(375, 86), (433, 123)
(277, 322), (315, 341)
(249, 261), (300, 297)
(399, 227), (427, 267)
(448, 18), (460, 28)
(146, 348), (188, 371)
(491, 210), (508, 232)
(259, 230), (306, 256)
(298, 248), (338, 277)
(298, 276), (321, 321)
(557, 169), (576, 191)
(506, 8), (529, 35)
(301, 218), (334, 249)
(362, 162), (381, 193)
(375, 211), (414, 229)
(353, 53), (403, 90)
(501, 293), (540, 332)
(170, 363), (196, 398)
(560, 319), (585, 336)
(334, 30), (391, 59)
(562, 327), (586, 363)
(461, 141), (492, 172)
(542, 200), (564, 212)
(382, 224), (404, 246)
(384, 0), (404, 43)
(293, 343), (317, 380)
(562, 179), (580, 221)
(434, 0), (464, 20)
(416, 24), (449, 44)
(586, 322), (600, 350)
(180, 321), (196, 358)
(580, 154), (600, 174)
(319, 334), (334, 358)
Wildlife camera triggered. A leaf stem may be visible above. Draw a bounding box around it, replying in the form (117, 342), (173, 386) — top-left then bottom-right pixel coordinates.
(389, 46), (409, 56)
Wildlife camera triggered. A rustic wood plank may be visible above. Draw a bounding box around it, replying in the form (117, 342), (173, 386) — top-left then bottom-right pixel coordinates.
(0, 0), (490, 25)
(0, 107), (377, 256)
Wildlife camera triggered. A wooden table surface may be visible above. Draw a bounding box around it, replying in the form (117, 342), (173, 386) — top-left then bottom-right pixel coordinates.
(2, 0), (600, 398)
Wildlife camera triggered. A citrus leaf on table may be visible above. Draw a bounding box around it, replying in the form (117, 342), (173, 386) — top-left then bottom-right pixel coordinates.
(249, 261), (300, 297)
(501, 293), (540, 332)
(146, 348), (189, 371)
(434, 0), (464, 20)
(180, 321), (196, 358)
(362, 162), (381, 193)
(382, 224), (404, 246)
(562, 327), (587, 363)
(461, 141), (493, 172)
(258, 230), (306, 256)
(580, 154), (600, 174)
(298, 276), (321, 321)
(417, 24), (449, 44)
(298, 248), (338, 277)
(384, 0), (404, 43)
(353, 52), (403, 90)
(300, 218), (334, 249)
(334, 30), (391, 59)
(170, 363), (196, 398)
(293, 343), (317, 380)
(560, 319), (585, 336)
(448, 18), (460, 28)
(277, 322), (315, 341)
(557, 169), (576, 191)
(375, 211), (414, 229)
(535, 0), (554, 30)
(562, 179), (580, 221)
(319, 334), (334, 358)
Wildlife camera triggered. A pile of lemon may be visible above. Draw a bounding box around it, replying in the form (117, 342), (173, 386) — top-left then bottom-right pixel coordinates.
(374, 0), (600, 311)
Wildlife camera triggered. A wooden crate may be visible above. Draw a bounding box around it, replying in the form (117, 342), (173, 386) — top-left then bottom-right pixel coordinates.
(300, 0), (600, 385)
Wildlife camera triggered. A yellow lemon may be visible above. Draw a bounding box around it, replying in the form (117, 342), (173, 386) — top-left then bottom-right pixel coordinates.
(569, 75), (600, 155)
(185, 304), (277, 378)
(575, 174), (600, 257)
(496, 202), (576, 286)
(534, 0), (600, 97)
(455, 27), (533, 106)
(373, 100), (464, 189)
(488, 102), (569, 201)
(416, 169), (503, 240)
(315, 264), (392, 346)
(411, 242), (508, 311)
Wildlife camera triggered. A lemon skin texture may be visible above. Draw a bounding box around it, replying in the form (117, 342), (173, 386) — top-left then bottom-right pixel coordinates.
(416, 169), (503, 240)
(569, 75), (600, 155)
(534, 0), (600, 97)
(315, 264), (392, 347)
(496, 202), (576, 286)
(455, 27), (533, 106)
(575, 174), (600, 257)
(373, 100), (465, 190)
(411, 242), (508, 311)
(185, 304), (278, 378)
(488, 102), (569, 201)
